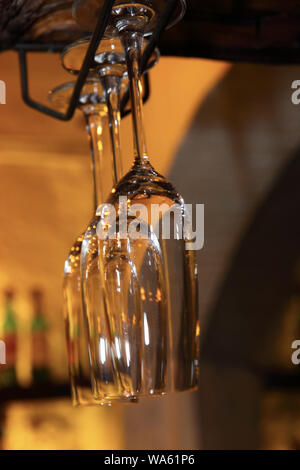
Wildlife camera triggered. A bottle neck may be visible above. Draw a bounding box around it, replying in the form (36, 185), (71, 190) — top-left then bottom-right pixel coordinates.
(32, 313), (47, 331)
(31, 293), (46, 329)
(5, 298), (14, 316)
(4, 298), (17, 332)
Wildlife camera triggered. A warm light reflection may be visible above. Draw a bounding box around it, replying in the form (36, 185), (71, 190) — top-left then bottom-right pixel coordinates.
(143, 313), (150, 346)
(125, 341), (131, 367)
(114, 338), (122, 359)
(156, 288), (162, 303)
(99, 337), (107, 365)
(0, 50), (230, 450)
(3, 399), (124, 450)
(140, 287), (146, 301)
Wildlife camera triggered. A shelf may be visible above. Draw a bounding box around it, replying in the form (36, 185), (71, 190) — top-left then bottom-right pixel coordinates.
(2, 1), (300, 64)
(1, 373), (300, 402)
(0, 383), (70, 404)
(265, 371), (300, 391)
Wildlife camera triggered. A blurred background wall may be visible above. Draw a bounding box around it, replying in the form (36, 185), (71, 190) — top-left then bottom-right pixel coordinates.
(1, 47), (300, 449)
(168, 62), (300, 450)
(0, 50), (228, 449)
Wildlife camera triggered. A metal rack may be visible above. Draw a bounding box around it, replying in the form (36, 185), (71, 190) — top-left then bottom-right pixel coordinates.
(15, 0), (179, 121)
(13, 0), (300, 121)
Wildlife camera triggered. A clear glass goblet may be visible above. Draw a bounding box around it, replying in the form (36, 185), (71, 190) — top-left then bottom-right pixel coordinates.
(75, 0), (199, 395)
(49, 77), (127, 405)
(60, 36), (158, 401)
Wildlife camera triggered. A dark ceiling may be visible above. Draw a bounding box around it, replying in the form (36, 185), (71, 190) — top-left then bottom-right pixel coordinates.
(1, 1), (300, 63)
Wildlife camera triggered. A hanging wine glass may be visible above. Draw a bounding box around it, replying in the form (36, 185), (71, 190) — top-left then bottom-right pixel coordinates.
(49, 77), (127, 405)
(60, 36), (159, 400)
(115, 0), (199, 393)
(73, 0), (199, 396)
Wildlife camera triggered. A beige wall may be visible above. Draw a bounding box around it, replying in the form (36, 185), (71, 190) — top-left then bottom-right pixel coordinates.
(0, 49), (228, 449)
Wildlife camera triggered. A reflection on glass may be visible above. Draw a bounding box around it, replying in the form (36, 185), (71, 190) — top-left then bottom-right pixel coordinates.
(78, 0), (199, 398)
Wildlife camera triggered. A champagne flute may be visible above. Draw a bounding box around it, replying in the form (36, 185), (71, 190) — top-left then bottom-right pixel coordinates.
(116, 1), (199, 393)
(49, 77), (126, 405)
(61, 36), (159, 400)
(73, 0), (199, 395)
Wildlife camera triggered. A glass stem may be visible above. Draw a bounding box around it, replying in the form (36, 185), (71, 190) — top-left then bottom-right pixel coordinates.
(84, 111), (108, 211)
(121, 30), (149, 166)
(100, 74), (124, 186)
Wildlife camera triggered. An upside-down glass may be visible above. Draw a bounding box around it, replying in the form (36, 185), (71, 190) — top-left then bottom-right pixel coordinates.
(61, 36), (159, 400)
(74, 0), (199, 395)
(49, 77), (126, 405)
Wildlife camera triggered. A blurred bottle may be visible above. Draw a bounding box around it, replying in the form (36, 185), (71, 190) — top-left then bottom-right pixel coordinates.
(0, 408), (5, 450)
(31, 290), (50, 384)
(0, 289), (18, 388)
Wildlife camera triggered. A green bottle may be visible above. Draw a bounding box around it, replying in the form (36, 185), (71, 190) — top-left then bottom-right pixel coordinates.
(0, 290), (18, 388)
(31, 290), (50, 384)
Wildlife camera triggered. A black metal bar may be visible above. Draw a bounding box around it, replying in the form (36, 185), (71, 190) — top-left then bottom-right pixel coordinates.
(141, 0), (180, 73)
(16, 0), (180, 121)
(0, 383), (71, 404)
(17, 42), (149, 120)
(18, 0), (115, 121)
(18, 50), (69, 120)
